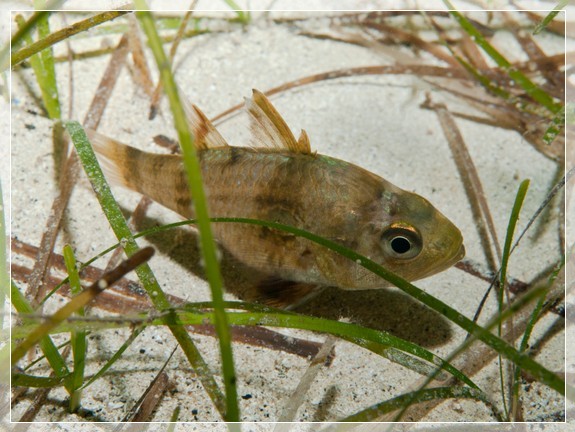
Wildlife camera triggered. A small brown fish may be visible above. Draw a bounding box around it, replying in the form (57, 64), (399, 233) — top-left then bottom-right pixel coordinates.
(89, 90), (464, 308)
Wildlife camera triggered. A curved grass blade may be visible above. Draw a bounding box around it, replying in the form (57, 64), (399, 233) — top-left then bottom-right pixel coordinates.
(21, 212), (564, 395)
(533, 1), (567, 35)
(62, 245), (85, 412)
(79, 325), (144, 390)
(15, 9), (61, 119)
(338, 386), (502, 422)
(10, 10), (130, 69)
(511, 259), (563, 419)
(134, 5), (238, 422)
(63, 120), (228, 418)
(543, 105), (565, 145)
(223, 0), (251, 25)
(12, 373), (66, 388)
(496, 179), (530, 419)
(445, 3), (562, 114)
(11, 280), (71, 392)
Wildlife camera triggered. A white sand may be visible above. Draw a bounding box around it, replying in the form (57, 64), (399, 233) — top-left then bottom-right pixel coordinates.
(6, 1), (572, 427)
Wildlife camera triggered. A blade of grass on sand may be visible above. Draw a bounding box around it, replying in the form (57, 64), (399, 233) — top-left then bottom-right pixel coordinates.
(62, 244), (86, 412)
(11, 280), (71, 386)
(2, 3), (62, 72)
(511, 259), (563, 420)
(446, 2), (562, 114)
(533, 0), (568, 35)
(10, 10), (130, 69)
(223, 0), (250, 24)
(338, 386), (501, 422)
(134, 5), (238, 422)
(79, 326), (144, 390)
(34, 2), (61, 118)
(496, 179), (530, 419)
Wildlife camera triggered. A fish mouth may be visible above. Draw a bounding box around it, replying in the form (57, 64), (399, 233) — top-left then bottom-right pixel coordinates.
(454, 243), (466, 262)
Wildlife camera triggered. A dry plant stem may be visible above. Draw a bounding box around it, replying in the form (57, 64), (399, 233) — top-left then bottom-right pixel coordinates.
(130, 372), (170, 422)
(360, 17), (461, 68)
(127, 15), (154, 98)
(427, 99), (502, 271)
(378, 271), (564, 422)
(11, 11), (130, 68)
(83, 34), (130, 130)
(210, 65), (471, 124)
(275, 336), (336, 424)
(27, 148), (78, 307)
(121, 347), (176, 422)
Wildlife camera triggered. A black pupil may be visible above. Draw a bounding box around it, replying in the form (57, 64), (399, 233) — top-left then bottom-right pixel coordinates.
(391, 236), (411, 254)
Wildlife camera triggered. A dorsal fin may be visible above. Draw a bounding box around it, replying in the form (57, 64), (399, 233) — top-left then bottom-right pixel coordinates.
(179, 86), (229, 150)
(245, 89), (312, 155)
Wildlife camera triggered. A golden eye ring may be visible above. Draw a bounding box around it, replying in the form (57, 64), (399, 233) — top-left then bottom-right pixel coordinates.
(381, 223), (423, 260)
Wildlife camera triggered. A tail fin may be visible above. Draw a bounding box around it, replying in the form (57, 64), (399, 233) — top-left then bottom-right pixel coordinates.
(86, 130), (192, 217)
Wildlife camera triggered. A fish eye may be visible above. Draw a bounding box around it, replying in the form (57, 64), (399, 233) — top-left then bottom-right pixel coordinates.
(381, 223), (422, 260)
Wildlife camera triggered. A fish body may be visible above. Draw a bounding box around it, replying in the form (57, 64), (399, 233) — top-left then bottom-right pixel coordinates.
(90, 90), (464, 307)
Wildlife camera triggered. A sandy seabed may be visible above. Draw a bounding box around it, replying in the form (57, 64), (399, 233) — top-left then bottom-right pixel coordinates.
(4, 1), (573, 428)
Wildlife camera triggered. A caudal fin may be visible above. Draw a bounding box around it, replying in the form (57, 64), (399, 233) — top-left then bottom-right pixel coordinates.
(86, 130), (192, 217)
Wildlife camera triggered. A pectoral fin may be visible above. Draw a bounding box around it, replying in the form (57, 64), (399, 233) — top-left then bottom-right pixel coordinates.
(254, 278), (323, 309)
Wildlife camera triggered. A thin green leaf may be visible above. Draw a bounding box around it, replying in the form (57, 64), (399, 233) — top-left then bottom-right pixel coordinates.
(533, 1), (568, 35)
(223, 0), (251, 24)
(80, 326), (144, 390)
(446, 3), (562, 114)
(497, 179), (530, 419)
(134, 5), (238, 422)
(511, 259), (563, 419)
(31, 5), (61, 119)
(63, 120), (228, 419)
(12, 373), (66, 388)
(11, 10), (130, 68)
(19, 214), (565, 395)
(10, 280), (72, 393)
(542, 105), (565, 145)
(168, 405), (181, 425)
(500, 180), (530, 303)
(2, 2), (64, 73)
(63, 245), (86, 412)
(339, 386), (502, 422)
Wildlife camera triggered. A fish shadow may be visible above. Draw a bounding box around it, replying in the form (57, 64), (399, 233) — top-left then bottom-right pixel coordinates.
(137, 216), (452, 348)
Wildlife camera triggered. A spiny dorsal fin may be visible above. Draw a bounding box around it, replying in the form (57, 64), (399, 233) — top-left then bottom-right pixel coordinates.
(246, 89), (312, 155)
(187, 104), (229, 150)
(179, 86), (229, 150)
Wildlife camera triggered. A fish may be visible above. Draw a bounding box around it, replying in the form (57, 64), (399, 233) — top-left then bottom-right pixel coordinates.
(88, 89), (465, 308)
